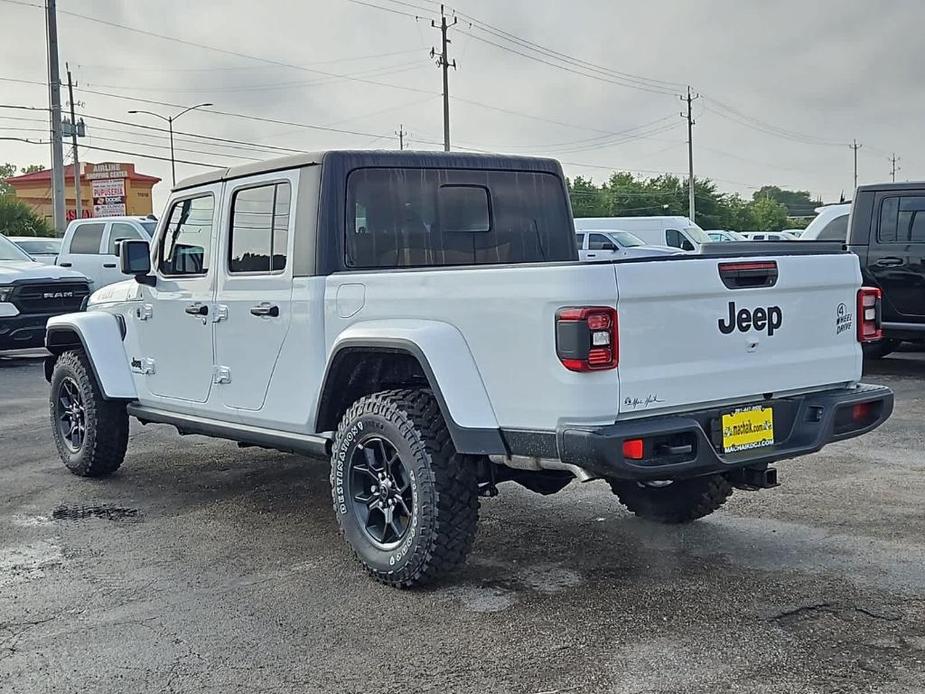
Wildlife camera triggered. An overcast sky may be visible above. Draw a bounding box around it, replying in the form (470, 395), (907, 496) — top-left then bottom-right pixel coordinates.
(1, 0), (922, 213)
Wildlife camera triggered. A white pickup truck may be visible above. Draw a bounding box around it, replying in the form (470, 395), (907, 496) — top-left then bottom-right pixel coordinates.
(43, 151), (893, 587)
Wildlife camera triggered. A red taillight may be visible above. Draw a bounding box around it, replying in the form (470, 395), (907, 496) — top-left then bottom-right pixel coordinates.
(857, 287), (882, 343)
(622, 438), (644, 460)
(555, 306), (618, 372)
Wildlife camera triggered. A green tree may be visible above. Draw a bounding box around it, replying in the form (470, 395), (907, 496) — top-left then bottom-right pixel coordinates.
(752, 185), (820, 217)
(0, 195), (53, 237)
(0, 163), (16, 196)
(747, 196), (790, 231)
(567, 176), (607, 217)
(20, 163), (44, 175)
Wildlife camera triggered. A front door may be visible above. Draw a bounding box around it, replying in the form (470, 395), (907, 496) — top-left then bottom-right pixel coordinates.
(868, 191), (925, 322)
(212, 172), (297, 412)
(136, 189), (220, 403)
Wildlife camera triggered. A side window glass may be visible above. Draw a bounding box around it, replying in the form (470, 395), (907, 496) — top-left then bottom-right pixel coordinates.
(680, 235), (695, 251)
(229, 182), (291, 273)
(108, 223), (142, 254)
(665, 229), (683, 248)
(588, 233), (613, 250)
(159, 195), (214, 276)
(575, 233), (585, 249)
(879, 198), (898, 243)
(817, 215), (849, 241)
(69, 223), (105, 254)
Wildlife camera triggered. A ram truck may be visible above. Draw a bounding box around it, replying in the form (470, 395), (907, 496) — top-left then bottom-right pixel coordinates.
(43, 151), (893, 587)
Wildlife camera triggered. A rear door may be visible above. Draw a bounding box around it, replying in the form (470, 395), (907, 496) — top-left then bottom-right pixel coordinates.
(614, 252), (862, 417)
(58, 221), (107, 288)
(866, 191), (925, 322)
(212, 171), (296, 412)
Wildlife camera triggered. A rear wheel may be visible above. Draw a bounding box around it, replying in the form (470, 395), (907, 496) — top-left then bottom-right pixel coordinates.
(330, 389), (479, 587)
(610, 474), (733, 524)
(49, 350), (128, 477)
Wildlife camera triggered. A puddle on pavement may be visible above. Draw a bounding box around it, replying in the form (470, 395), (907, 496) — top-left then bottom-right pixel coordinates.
(51, 505), (142, 522)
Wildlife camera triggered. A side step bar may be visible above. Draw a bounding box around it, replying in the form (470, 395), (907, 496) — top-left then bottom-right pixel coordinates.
(126, 404), (331, 459)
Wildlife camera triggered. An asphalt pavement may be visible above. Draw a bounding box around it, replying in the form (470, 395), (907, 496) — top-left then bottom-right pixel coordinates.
(1, 350), (924, 694)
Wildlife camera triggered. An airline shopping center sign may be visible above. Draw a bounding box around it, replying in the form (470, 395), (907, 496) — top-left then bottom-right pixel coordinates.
(87, 163), (127, 216)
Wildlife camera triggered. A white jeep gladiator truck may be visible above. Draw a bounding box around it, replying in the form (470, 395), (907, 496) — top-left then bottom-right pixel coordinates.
(44, 151), (893, 587)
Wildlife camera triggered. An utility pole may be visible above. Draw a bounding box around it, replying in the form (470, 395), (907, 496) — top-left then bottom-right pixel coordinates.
(395, 123), (407, 150)
(889, 153), (901, 183)
(680, 86), (699, 223)
(850, 139), (862, 192)
(65, 63), (81, 221)
(431, 4), (457, 152)
(45, 0), (66, 236)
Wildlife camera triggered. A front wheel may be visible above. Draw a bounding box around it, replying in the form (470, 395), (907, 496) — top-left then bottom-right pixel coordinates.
(49, 350), (128, 477)
(610, 474), (733, 524)
(330, 389), (479, 587)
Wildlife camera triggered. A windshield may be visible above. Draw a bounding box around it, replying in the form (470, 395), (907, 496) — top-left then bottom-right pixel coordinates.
(141, 221), (157, 236)
(0, 234), (34, 261)
(684, 225), (711, 244)
(15, 238), (61, 254)
(610, 231), (644, 247)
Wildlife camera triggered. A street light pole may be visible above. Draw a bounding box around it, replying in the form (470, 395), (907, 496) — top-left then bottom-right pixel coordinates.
(128, 102), (212, 186)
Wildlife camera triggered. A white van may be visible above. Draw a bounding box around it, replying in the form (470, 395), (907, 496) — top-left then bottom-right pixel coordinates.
(57, 216), (157, 290)
(799, 203), (851, 242)
(574, 216), (710, 252)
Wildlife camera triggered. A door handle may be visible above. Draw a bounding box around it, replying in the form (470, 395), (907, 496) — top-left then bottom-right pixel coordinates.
(102, 263), (117, 268)
(586, 253), (597, 258)
(185, 303), (209, 316)
(59, 262), (72, 267)
(875, 257), (903, 267)
(250, 303), (280, 318)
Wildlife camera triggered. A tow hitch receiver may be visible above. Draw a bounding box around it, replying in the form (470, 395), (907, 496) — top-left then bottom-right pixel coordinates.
(732, 466), (779, 490)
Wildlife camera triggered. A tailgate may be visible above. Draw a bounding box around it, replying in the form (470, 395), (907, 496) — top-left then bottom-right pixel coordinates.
(614, 253), (863, 417)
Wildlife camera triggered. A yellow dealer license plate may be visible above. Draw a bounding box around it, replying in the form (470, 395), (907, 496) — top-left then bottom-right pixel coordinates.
(721, 406), (774, 453)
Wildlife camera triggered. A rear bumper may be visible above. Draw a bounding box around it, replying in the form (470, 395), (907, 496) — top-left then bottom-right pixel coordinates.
(0, 313), (55, 350)
(553, 384), (893, 481)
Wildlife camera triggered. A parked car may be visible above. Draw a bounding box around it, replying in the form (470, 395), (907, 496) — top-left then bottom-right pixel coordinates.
(576, 229), (683, 260)
(847, 182), (925, 358)
(57, 216), (156, 290)
(0, 233), (91, 351)
(740, 231), (800, 241)
(799, 203), (851, 241)
(706, 230), (747, 242)
(575, 216), (710, 252)
(44, 150), (892, 588)
(781, 228), (805, 238)
(8, 236), (62, 264)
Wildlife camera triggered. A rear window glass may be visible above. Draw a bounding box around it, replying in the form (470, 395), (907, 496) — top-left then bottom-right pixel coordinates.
(816, 215), (848, 241)
(879, 196), (925, 243)
(345, 168), (573, 268)
(68, 222), (105, 254)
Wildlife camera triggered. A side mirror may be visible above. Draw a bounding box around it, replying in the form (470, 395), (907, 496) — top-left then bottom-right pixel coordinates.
(120, 239), (155, 286)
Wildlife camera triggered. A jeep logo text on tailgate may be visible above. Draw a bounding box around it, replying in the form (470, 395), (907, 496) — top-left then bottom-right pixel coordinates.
(718, 301), (782, 336)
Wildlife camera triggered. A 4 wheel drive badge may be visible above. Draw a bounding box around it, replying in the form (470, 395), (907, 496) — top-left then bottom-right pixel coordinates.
(835, 302), (853, 335)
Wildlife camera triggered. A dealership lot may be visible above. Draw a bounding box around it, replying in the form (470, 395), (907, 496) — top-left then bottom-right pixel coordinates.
(1, 353), (924, 694)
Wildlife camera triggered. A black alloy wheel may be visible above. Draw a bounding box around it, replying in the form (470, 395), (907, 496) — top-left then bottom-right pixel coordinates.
(348, 436), (415, 548)
(56, 377), (86, 453)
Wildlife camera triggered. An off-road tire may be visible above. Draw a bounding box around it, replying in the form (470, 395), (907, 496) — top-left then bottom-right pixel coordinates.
(862, 339), (898, 360)
(330, 389), (479, 587)
(49, 349), (128, 477)
(610, 474), (733, 524)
